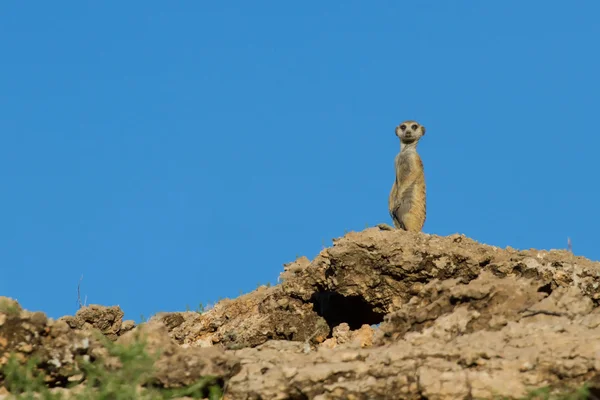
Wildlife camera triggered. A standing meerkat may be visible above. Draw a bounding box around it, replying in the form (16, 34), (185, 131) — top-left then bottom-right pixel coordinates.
(388, 120), (427, 231)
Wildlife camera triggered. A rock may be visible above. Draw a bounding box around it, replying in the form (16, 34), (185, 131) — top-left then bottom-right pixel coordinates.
(153, 286), (330, 350)
(59, 304), (133, 340)
(117, 322), (241, 388)
(3, 228), (600, 399)
(0, 302), (105, 387)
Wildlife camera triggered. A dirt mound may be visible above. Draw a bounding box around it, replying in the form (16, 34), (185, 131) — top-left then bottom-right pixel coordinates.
(2, 227), (600, 399)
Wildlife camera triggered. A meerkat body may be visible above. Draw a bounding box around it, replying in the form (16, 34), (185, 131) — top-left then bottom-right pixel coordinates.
(388, 120), (427, 232)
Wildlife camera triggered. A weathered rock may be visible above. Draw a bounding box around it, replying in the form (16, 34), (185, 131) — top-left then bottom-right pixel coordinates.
(0, 300), (104, 386)
(152, 285), (330, 350)
(375, 271), (547, 341)
(0, 304), (240, 396)
(117, 322), (241, 388)
(225, 285), (600, 399)
(320, 323), (375, 349)
(59, 304), (135, 340)
(4, 228), (600, 399)
(281, 228), (600, 330)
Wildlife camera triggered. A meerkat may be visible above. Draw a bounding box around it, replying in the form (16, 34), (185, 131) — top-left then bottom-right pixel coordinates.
(388, 120), (427, 232)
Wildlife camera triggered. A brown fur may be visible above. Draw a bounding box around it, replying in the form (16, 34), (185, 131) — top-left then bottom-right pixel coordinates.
(388, 120), (427, 231)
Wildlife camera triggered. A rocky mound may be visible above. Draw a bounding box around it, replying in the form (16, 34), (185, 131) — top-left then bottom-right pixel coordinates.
(2, 227), (600, 399)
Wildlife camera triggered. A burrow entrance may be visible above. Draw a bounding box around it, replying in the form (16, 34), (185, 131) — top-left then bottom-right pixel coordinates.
(310, 291), (385, 331)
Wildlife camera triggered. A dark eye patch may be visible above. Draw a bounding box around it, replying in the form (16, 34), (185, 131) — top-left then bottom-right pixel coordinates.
(400, 125), (406, 130)
(411, 124), (418, 130)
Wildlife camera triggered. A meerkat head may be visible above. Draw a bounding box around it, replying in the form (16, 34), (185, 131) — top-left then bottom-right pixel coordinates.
(395, 120), (426, 144)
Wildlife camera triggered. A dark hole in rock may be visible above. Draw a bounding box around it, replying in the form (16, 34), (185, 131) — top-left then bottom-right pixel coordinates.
(537, 282), (553, 296)
(449, 295), (461, 306)
(588, 386), (600, 399)
(310, 291), (385, 331)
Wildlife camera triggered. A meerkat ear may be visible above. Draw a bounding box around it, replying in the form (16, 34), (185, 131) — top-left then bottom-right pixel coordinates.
(421, 126), (426, 135)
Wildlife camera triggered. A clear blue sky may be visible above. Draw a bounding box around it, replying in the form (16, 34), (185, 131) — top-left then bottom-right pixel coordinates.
(1, 2), (599, 322)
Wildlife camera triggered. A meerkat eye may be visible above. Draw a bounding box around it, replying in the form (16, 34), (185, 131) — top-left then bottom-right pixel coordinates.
(400, 125), (406, 130)
(411, 124), (418, 130)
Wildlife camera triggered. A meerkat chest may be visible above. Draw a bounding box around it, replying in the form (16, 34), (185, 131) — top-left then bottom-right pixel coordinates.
(395, 151), (419, 178)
